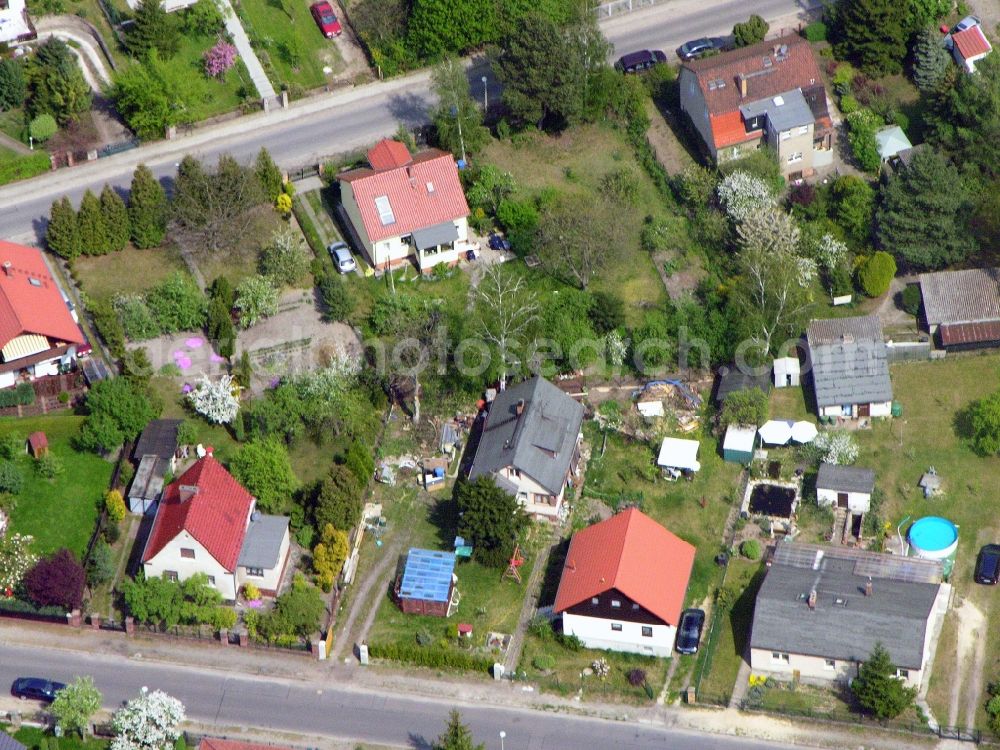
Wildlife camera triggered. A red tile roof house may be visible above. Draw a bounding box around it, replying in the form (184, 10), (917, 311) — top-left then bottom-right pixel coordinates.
(0, 241), (87, 390)
(141, 455), (291, 600)
(337, 139), (471, 273)
(553, 508), (695, 657)
(950, 23), (993, 73)
(678, 34), (835, 180)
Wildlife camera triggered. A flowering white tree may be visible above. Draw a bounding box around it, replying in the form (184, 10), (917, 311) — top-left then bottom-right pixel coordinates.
(111, 688), (185, 750)
(812, 233), (848, 273)
(605, 330), (627, 368)
(716, 170), (775, 223)
(188, 373), (240, 424)
(814, 431), (859, 465)
(0, 533), (37, 593)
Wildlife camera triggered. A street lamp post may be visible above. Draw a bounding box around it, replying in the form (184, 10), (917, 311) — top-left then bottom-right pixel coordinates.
(481, 75), (488, 110)
(499, 730), (506, 750)
(28, 135), (33, 151)
(450, 105), (467, 164)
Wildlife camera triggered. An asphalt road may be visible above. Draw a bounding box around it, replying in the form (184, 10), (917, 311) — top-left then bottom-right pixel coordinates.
(0, 644), (796, 749)
(0, 0), (821, 244)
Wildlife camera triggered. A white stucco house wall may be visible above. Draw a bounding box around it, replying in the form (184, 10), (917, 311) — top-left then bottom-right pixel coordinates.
(142, 455), (291, 600)
(554, 508), (695, 657)
(815, 463), (875, 513)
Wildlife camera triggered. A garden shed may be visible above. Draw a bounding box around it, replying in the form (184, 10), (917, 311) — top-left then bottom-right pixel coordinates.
(773, 357), (800, 388)
(395, 548), (459, 618)
(656, 437), (701, 477)
(723, 425), (757, 464)
(26, 431), (47, 458)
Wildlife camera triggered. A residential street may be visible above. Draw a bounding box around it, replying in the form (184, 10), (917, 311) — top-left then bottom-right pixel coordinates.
(0, 642), (792, 750)
(0, 0), (819, 244)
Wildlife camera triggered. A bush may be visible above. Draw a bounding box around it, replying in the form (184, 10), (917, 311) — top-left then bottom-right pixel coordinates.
(839, 94), (859, 114)
(0, 382), (36, 408)
(0, 460), (23, 494)
(29, 113), (57, 142)
(740, 539), (762, 560)
(803, 21), (827, 42)
(86, 539), (116, 587)
(0, 151), (51, 186)
(243, 583), (261, 600)
(527, 614), (553, 640)
(556, 632), (583, 651)
(901, 284), (921, 315)
(105, 489), (127, 522)
(367, 642), (493, 673)
(532, 654), (556, 671)
(35, 452), (63, 479)
(858, 251), (896, 297)
(627, 668), (647, 686)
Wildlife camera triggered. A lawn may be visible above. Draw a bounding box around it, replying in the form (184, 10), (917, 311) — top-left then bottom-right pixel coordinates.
(0, 108), (25, 144)
(73, 245), (187, 303)
(1, 415), (114, 558)
(6, 726), (108, 750)
(236, 0), (345, 90)
(851, 353), (1000, 728)
(157, 34), (255, 123)
(148, 375), (239, 463)
(480, 124), (670, 328)
(582, 422), (742, 605)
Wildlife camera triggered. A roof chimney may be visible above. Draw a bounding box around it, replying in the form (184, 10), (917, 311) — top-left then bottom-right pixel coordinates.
(865, 577), (873, 597)
(807, 589), (817, 609)
(179, 485), (198, 502)
(2, 262), (10, 276)
(515, 398), (525, 416)
(739, 75), (748, 99)
(773, 44), (781, 56)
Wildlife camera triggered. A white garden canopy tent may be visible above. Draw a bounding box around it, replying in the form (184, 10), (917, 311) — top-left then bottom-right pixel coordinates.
(791, 421), (819, 444)
(758, 420), (794, 446)
(657, 437), (701, 472)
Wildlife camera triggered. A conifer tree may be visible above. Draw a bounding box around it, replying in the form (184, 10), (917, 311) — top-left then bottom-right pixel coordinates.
(46, 197), (81, 260)
(77, 189), (109, 256)
(128, 164), (168, 249)
(255, 148), (283, 203)
(100, 184), (130, 252)
(833, 0), (908, 75)
(433, 710), (485, 750)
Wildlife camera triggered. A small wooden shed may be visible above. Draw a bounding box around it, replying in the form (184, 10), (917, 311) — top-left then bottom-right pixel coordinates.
(27, 431), (48, 458)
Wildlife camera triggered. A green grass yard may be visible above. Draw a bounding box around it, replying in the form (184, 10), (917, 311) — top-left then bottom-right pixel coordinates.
(5, 726), (108, 750)
(1, 415), (113, 557)
(73, 246), (187, 304)
(236, 0), (345, 90)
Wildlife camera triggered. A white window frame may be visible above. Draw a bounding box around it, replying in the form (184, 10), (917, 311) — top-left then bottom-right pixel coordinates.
(787, 152), (803, 163)
(798, 125), (809, 135)
(611, 599), (622, 609)
(895, 668), (910, 679)
(611, 623), (623, 632)
(246, 567), (264, 577)
(824, 659), (836, 670)
(780, 131), (791, 141)
(771, 652), (790, 664)
(180, 547), (195, 559)
(641, 626), (653, 637)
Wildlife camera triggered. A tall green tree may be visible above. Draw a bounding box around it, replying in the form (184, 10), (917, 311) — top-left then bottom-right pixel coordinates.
(733, 14), (769, 47)
(875, 148), (975, 269)
(50, 676), (102, 736)
(111, 55), (183, 140)
(492, 12), (610, 131)
(78, 377), (161, 453)
(127, 0), (180, 58)
(77, 189), (110, 256)
(128, 164), (168, 248)
(26, 39), (91, 124)
(0, 58), (26, 111)
(832, 0), (908, 75)
(831, 175), (875, 245)
(721, 387), (768, 428)
(255, 148), (283, 203)
(851, 642), (917, 719)
(965, 389), (1000, 456)
(407, 0), (497, 60)
(455, 476), (528, 568)
(100, 184), (130, 251)
(430, 56), (488, 160)
(230, 438), (299, 513)
(311, 464), (363, 533)
(433, 710), (485, 750)
(912, 26), (954, 93)
(46, 196), (81, 260)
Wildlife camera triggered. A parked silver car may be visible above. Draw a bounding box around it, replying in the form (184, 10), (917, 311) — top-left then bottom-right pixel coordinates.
(327, 242), (356, 274)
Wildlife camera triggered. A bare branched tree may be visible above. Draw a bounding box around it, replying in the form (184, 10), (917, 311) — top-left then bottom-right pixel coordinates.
(472, 264), (539, 383)
(535, 194), (623, 289)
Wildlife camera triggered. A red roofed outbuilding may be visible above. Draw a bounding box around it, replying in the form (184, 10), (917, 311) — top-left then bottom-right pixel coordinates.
(554, 507), (695, 657)
(0, 241), (86, 389)
(142, 456), (291, 599)
(951, 24), (992, 72)
(337, 139), (471, 273)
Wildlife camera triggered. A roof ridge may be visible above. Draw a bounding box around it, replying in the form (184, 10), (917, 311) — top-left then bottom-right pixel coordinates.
(609, 508), (637, 591)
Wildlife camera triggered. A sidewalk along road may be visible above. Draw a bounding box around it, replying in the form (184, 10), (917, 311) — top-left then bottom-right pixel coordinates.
(0, 0), (814, 244)
(0, 642), (799, 750)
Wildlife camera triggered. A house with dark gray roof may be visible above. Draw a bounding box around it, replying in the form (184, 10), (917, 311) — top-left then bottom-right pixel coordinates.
(468, 376), (584, 520)
(713, 364), (771, 406)
(919, 268), (1000, 350)
(0, 731), (26, 750)
(128, 419), (183, 514)
(816, 463), (875, 513)
(750, 541), (950, 688)
(805, 315), (893, 420)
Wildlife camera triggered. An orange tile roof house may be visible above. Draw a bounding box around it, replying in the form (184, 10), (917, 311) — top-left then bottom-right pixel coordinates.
(678, 34), (835, 179)
(0, 241), (86, 389)
(554, 508), (695, 656)
(337, 139), (471, 273)
(951, 23), (993, 72)
(142, 455), (291, 600)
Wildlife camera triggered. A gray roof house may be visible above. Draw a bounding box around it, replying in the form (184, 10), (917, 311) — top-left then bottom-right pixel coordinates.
(805, 315), (893, 419)
(919, 267), (1000, 349)
(816, 464), (875, 495)
(133, 419), (182, 463)
(0, 732), (26, 750)
(238, 512), (291, 573)
(714, 364), (771, 405)
(750, 541), (949, 687)
(468, 376), (584, 520)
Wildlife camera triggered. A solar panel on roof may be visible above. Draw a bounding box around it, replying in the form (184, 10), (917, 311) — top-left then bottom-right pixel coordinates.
(399, 548), (456, 603)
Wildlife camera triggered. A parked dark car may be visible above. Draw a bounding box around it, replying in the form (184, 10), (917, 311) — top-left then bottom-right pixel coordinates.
(675, 608), (705, 654)
(11, 678), (66, 702)
(488, 233), (511, 252)
(677, 37), (723, 61)
(614, 49), (667, 74)
(975, 543), (1000, 585)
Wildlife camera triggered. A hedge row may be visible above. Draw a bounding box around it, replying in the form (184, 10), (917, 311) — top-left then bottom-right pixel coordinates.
(0, 382), (36, 408)
(0, 596), (66, 617)
(367, 641), (494, 673)
(0, 151), (51, 187)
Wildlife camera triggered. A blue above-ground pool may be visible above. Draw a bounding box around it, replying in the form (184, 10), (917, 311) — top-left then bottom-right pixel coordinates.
(908, 516), (959, 560)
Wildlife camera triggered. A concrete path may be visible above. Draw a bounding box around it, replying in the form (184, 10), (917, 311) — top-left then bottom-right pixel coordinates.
(502, 532), (559, 674)
(34, 18), (113, 88)
(219, 0), (277, 100)
(0, 130), (30, 155)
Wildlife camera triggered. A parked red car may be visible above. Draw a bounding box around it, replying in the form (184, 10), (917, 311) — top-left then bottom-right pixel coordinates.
(310, 1), (342, 38)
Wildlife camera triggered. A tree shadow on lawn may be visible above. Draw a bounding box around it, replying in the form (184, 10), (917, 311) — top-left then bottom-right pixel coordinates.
(428, 494), (460, 550)
(536, 537), (569, 608)
(726, 566), (766, 664)
(952, 403), (977, 446)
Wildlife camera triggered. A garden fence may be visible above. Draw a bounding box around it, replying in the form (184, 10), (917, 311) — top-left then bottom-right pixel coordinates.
(593, 0), (662, 19)
(885, 340), (932, 363)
